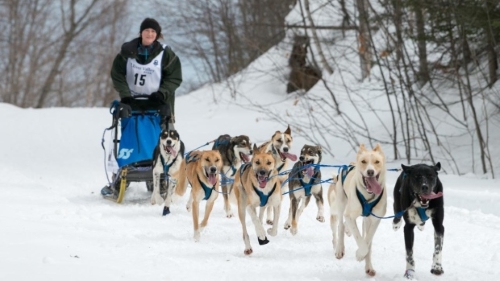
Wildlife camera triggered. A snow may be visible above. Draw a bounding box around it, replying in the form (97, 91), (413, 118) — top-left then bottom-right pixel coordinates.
(1, 97), (499, 281)
(2, 1), (500, 280)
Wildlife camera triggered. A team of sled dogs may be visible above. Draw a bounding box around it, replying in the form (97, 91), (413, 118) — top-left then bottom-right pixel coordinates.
(148, 125), (445, 279)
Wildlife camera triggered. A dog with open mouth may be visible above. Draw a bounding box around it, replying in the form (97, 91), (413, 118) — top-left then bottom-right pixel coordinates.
(256, 125), (297, 225)
(328, 143), (387, 277)
(233, 144), (281, 255)
(185, 150), (223, 242)
(151, 129), (188, 215)
(392, 162), (444, 279)
(284, 144), (324, 235)
(212, 134), (253, 218)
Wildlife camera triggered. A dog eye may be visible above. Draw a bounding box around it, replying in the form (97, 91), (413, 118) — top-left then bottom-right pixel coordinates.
(256, 161), (261, 165)
(267, 161), (272, 165)
(160, 135), (168, 140)
(375, 160), (380, 164)
(361, 160), (367, 164)
(205, 158), (210, 162)
(215, 158), (219, 162)
(277, 139), (283, 143)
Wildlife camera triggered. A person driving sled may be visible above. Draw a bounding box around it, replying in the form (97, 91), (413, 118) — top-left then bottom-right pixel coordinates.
(111, 17), (182, 123)
(101, 18), (182, 197)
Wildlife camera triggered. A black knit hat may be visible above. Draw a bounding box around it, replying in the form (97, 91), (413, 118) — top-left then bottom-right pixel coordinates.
(140, 18), (161, 36)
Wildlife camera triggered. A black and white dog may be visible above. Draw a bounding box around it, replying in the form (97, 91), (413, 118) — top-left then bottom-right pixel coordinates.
(151, 129), (188, 216)
(393, 162), (444, 279)
(284, 144), (324, 235)
(212, 134), (253, 218)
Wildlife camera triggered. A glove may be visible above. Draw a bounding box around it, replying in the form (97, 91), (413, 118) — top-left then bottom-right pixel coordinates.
(149, 91), (166, 104)
(120, 96), (134, 105)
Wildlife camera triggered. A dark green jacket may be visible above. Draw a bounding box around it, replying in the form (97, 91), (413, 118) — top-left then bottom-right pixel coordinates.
(110, 37), (182, 115)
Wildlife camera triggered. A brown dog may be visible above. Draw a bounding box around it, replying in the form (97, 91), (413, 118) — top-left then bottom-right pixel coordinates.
(234, 144), (281, 255)
(257, 125), (297, 224)
(185, 150), (223, 242)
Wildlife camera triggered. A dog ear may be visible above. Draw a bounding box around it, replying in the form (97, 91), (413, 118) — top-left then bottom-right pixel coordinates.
(373, 143), (382, 152)
(284, 125), (291, 135)
(401, 164), (411, 173)
(434, 162), (441, 172)
(358, 144), (366, 152)
(316, 145), (322, 155)
(252, 143), (259, 154)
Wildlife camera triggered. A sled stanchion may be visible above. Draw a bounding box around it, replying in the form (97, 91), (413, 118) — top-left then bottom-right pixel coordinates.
(116, 169), (128, 204)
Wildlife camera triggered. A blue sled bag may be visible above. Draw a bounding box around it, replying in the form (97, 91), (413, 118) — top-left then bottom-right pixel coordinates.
(116, 114), (161, 167)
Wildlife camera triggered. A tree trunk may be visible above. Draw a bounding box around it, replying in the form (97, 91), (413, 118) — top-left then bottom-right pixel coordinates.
(356, 0), (372, 79)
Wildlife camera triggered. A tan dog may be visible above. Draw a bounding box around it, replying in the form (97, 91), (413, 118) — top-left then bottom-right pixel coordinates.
(151, 129), (188, 216)
(185, 150), (222, 242)
(257, 125), (297, 224)
(328, 144), (387, 277)
(234, 144), (281, 255)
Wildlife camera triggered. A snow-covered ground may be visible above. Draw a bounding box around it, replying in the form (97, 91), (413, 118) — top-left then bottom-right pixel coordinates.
(1, 97), (499, 281)
(2, 1), (500, 280)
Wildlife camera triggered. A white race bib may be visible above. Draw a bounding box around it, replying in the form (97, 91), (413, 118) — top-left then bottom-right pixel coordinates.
(125, 47), (164, 96)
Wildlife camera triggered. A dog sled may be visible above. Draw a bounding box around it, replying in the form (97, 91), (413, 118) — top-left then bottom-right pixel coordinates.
(100, 97), (171, 203)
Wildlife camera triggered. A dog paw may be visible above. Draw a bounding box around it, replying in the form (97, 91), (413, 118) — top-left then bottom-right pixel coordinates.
(356, 245), (369, 261)
(267, 228), (278, 237)
(283, 222), (291, 230)
(258, 236), (269, 245)
(335, 249), (345, 259)
(194, 231), (200, 242)
(417, 223), (425, 231)
(244, 248), (253, 255)
(365, 269), (376, 277)
(404, 269), (415, 279)
(393, 219), (402, 231)
(316, 215), (325, 223)
(345, 227), (352, 237)
(162, 206), (170, 216)
(266, 219), (273, 225)
(290, 227), (298, 236)
(186, 204), (191, 212)
(226, 211), (234, 218)
(431, 264), (444, 275)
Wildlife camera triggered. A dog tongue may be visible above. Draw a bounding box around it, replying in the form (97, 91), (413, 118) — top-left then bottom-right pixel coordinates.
(365, 177), (382, 195)
(208, 173), (217, 186)
(258, 175), (268, 188)
(283, 152), (297, 161)
(240, 153), (250, 163)
(167, 147), (177, 157)
(305, 166), (315, 178)
(420, 191), (443, 200)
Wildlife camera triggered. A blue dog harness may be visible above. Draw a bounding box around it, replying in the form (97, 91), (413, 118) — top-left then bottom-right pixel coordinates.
(197, 175), (215, 201)
(299, 166), (321, 196)
(356, 189), (384, 217)
(160, 154), (177, 176)
(253, 183), (277, 207)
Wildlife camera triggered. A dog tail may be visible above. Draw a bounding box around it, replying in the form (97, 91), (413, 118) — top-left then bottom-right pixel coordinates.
(174, 161), (188, 197)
